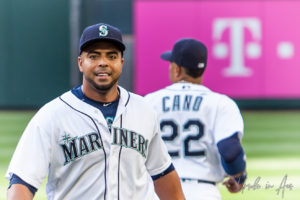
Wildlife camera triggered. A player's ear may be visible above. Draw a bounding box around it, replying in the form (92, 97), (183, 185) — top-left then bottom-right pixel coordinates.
(120, 57), (124, 72)
(78, 56), (83, 72)
(175, 65), (182, 78)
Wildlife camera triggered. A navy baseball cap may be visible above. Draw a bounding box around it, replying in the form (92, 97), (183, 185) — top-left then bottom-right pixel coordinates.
(161, 38), (207, 69)
(79, 23), (126, 54)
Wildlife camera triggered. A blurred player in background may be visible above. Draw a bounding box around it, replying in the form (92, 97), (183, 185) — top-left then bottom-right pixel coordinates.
(145, 38), (247, 200)
(6, 23), (184, 200)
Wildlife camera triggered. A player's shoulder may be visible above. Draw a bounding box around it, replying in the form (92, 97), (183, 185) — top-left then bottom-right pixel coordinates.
(215, 92), (238, 106)
(122, 89), (159, 116)
(199, 85), (233, 102)
(26, 91), (70, 127)
(210, 91), (241, 112)
(118, 86), (143, 103)
(144, 87), (169, 100)
(44, 91), (70, 108)
(34, 91), (72, 117)
(128, 91), (155, 110)
(187, 85), (240, 112)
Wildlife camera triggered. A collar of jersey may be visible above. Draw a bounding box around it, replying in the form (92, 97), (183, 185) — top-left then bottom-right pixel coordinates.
(71, 85), (120, 108)
(167, 82), (211, 92)
(60, 86), (130, 120)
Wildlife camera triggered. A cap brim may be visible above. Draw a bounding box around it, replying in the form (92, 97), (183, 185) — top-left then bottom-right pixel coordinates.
(160, 51), (172, 61)
(80, 38), (126, 54)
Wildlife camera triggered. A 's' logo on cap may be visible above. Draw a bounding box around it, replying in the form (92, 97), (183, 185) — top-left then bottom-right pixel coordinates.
(99, 25), (108, 37)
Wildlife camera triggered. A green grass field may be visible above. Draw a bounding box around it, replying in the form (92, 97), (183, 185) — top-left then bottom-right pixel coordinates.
(0, 110), (299, 200)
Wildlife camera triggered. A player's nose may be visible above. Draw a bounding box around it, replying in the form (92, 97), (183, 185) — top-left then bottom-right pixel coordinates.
(98, 57), (108, 67)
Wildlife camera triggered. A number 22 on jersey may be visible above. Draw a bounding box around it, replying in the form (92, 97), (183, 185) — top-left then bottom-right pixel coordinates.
(160, 119), (206, 158)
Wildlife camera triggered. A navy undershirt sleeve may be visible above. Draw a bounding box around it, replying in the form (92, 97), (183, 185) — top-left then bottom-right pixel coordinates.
(9, 174), (37, 195)
(217, 132), (246, 175)
(151, 163), (175, 181)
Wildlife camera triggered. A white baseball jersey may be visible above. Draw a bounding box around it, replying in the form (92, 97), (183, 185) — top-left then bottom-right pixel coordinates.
(144, 82), (244, 183)
(6, 86), (172, 200)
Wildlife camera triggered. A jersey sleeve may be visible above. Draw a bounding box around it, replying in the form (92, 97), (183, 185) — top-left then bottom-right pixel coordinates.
(145, 114), (172, 176)
(9, 174), (38, 195)
(214, 95), (244, 143)
(5, 111), (52, 189)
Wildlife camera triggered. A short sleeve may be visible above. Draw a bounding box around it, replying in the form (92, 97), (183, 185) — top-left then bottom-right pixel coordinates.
(145, 115), (172, 176)
(5, 112), (52, 189)
(214, 96), (244, 143)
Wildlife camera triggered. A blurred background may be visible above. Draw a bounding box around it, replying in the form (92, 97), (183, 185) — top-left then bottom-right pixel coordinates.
(0, 0), (299, 199)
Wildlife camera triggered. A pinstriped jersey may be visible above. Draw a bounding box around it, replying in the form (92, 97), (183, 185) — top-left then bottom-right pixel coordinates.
(6, 86), (171, 200)
(144, 82), (244, 183)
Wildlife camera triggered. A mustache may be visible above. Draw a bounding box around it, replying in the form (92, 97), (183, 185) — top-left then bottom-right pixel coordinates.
(94, 69), (112, 75)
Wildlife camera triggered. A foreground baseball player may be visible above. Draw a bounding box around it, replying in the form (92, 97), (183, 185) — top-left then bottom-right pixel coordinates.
(145, 38), (247, 200)
(6, 23), (185, 200)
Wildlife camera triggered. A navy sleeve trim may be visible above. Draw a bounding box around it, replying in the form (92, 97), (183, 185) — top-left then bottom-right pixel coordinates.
(217, 132), (242, 162)
(217, 132), (246, 175)
(221, 149), (246, 175)
(9, 174), (37, 195)
(151, 163), (175, 181)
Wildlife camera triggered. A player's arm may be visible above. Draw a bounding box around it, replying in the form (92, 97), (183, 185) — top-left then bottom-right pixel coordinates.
(152, 164), (185, 200)
(7, 184), (34, 200)
(7, 174), (37, 200)
(217, 132), (247, 193)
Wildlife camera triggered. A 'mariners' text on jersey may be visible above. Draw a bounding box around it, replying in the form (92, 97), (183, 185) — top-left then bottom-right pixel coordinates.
(60, 132), (103, 165)
(111, 127), (148, 158)
(60, 128), (149, 165)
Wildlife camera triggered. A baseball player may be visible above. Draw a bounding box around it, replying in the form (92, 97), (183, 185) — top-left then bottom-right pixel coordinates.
(145, 38), (247, 200)
(6, 23), (185, 200)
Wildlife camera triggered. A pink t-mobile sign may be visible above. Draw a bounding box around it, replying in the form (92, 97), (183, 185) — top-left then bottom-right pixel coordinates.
(134, 0), (300, 98)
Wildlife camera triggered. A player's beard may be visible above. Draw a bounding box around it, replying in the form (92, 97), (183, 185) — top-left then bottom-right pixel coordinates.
(86, 74), (120, 94)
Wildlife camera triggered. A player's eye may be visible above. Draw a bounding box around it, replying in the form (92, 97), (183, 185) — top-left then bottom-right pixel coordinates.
(108, 54), (117, 60)
(89, 55), (98, 60)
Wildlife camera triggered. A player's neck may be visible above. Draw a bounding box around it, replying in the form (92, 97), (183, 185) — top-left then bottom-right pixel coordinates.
(81, 84), (119, 103)
(179, 78), (202, 85)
